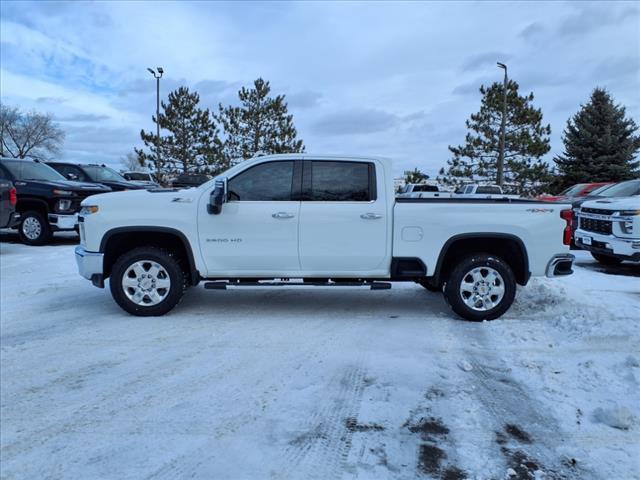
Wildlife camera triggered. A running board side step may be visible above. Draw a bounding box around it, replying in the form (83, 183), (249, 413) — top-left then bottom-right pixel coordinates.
(204, 281), (392, 290)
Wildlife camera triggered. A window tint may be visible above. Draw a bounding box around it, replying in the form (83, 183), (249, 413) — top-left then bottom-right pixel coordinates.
(228, 161), (294, 201)
(310, 161), (372, 201)
(414, 185), (438, 192)
(52, 164), (87, 181)
(476, 186), (501, 194)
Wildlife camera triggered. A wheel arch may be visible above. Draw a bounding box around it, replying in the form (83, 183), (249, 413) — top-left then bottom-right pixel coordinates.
(16, 197), (49, 215)
(100, 227), (200, 285)
(431, 233), (530, 286)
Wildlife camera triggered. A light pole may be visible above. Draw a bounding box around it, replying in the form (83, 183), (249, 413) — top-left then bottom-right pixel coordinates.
(147, 67), (163, 178)
(496, 62), (508, 187)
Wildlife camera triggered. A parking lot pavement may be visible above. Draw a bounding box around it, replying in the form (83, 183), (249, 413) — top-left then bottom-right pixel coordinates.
(1, 239), (639, 479)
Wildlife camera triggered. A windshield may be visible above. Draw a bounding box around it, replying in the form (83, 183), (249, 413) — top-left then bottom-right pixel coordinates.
(599, 180), (640, 197)
(589, 184), (613, 196)
(84, 165), (127, 182)
(2, 160), (67, 182)
(560, 184), (586, 197)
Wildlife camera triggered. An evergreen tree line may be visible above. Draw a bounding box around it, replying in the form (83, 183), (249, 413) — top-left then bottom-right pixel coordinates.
(437, 84), (640, 195)
(135, 77), (304, 179)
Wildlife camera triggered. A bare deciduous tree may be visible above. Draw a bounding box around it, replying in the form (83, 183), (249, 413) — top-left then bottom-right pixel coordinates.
(120, 151), (144, 172)
(0, 104), (65, 160)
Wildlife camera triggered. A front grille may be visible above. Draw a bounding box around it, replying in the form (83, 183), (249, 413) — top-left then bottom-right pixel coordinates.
(580, 217), (612, 235)
(582, 207), (615, 215)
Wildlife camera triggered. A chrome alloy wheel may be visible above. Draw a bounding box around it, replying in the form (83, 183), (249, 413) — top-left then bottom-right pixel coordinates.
(22, 217), (42, 240)
(122, 260), (171, 306)
(459, 266), (505, 311)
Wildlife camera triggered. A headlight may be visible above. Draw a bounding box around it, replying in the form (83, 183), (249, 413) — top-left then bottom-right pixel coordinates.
(621, 220), (634, 234)
(80, 205), (99, 215)
(57, 199), (73, 211)
(53, 189), (74, 196)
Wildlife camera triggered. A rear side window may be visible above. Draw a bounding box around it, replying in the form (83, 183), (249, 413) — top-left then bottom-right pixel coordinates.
(414, 185), (438, 192)
(228, 161), (294, 201)
(476, 186), (501, 194)
(309, 161), (374, 201)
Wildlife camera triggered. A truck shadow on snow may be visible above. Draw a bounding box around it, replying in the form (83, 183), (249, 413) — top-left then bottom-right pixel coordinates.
(0, 231), (79, 246)
(574, 260), (640, 278)
(179, 285), (454, 319)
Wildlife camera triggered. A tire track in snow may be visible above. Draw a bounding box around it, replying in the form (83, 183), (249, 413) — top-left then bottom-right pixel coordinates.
(282, 363), (367, 479)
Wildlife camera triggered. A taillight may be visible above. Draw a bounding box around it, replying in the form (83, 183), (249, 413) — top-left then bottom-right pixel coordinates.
(560, 209), (572, 245)
(9, 187), (17, 207)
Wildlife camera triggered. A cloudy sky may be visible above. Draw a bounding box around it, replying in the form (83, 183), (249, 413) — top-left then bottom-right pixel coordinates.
(1, 1), (638, 177)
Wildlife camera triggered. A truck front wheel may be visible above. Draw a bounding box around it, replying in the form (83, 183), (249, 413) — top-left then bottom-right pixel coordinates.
(443, 254), (516, 321)
(110, 246), (187, 316)
(18, 210), (52, 246)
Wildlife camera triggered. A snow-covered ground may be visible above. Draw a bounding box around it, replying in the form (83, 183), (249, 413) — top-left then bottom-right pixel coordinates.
(1, 234), (639, 480)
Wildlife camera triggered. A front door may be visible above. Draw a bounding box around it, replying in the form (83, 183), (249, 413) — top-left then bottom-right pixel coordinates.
(298, 160), (389, 276)
(198, 160), (301, 277)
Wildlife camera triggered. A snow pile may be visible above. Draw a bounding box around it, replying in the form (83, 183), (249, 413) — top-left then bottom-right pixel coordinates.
(592, 405), (636, 430)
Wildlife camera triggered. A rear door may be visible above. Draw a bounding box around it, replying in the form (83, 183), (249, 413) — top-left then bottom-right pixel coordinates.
(298, 160), (389, 275)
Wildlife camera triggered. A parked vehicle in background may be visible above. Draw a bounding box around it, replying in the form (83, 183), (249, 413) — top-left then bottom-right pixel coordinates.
(122, 171), (159, 188)
(171, 173), (211, 188)
(46, 162), (145, 192)
(0, 179), (20, 229)
(75, 154), (574, 321)
(539, 182), (611, 202)
(569, 179), (640, 245)
(396, 183), (450, 198)
(454, 184), (519, 199)
(575, 196), (640, 264)
(0, 158), (111, 245)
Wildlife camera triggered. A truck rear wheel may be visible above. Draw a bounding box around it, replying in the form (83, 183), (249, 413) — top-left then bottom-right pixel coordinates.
(443, 254), (516, 321)
(18, 210), (52, 246)
(110, 246), (187, 316)
(591, 252), (623, 265)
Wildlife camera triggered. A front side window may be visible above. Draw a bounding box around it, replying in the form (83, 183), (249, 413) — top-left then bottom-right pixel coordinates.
(310, 161), (372, 201)
(54, 164), (87, 181)
(228, 161), (294, 201)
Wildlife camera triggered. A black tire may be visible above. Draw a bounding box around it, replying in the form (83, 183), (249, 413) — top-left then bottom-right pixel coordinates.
(417, 278), (440, 292)
(18, 210), (52, 246)
(109, 246), (187, 316)
(591, 252), (623, 265)
(443, 253), (516, 321)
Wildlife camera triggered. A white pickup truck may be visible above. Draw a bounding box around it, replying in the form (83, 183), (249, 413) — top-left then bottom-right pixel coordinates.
(454, 184), (519, 199)
(75, 154), (575, 321)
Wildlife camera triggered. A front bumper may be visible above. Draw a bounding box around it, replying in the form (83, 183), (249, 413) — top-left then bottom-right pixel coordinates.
(575, 229), (640, 260)
(75, 246), (105, 287)
(49, 213), (78, 231)
(545, 254), (575, 277)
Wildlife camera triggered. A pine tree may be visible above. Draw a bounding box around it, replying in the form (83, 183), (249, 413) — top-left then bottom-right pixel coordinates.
(136, 87), (224, 177)
(554, 88), (640, 188)
(438, 80), (552, 195)
(216, 78), (304, 163)
(403, 168), (429, 184)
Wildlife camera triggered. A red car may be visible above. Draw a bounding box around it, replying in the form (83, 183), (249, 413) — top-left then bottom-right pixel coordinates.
(538, 182), (611, 202)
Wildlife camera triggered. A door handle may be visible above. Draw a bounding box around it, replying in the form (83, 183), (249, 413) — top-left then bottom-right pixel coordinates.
(272, 212), (295, 219)
(360, 213), (383, 220)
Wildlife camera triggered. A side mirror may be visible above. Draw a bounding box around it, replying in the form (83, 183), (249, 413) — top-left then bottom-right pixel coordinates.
(207, 178), (227, 215)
